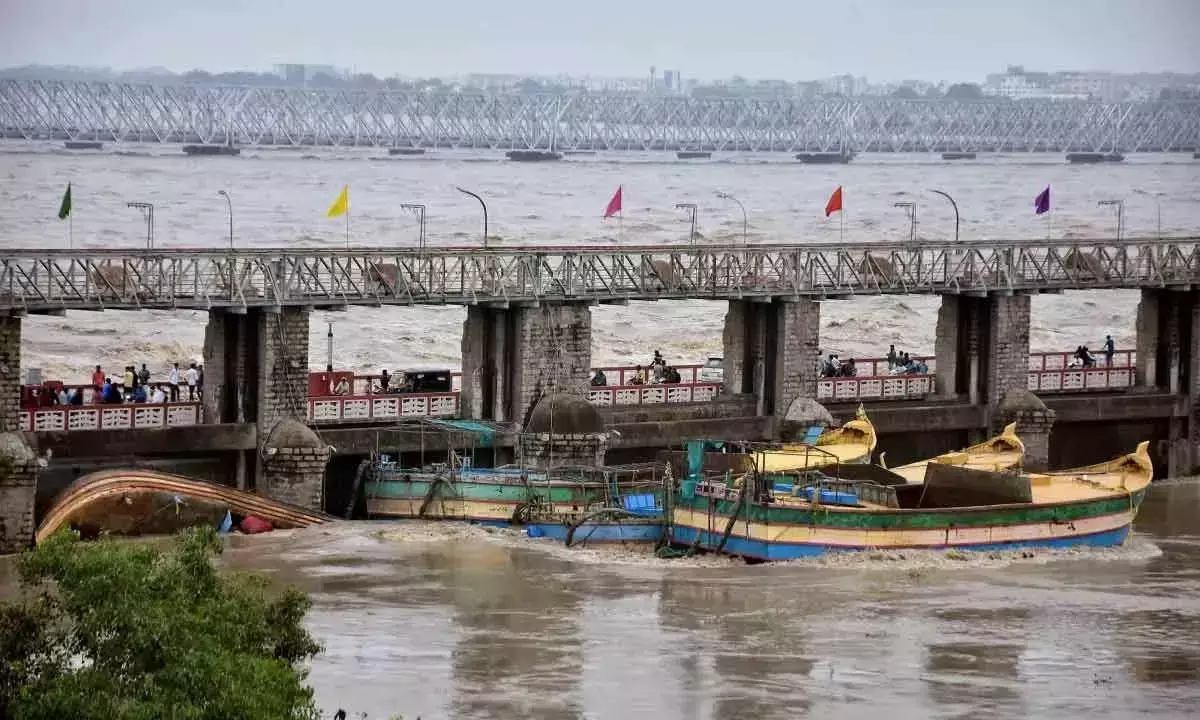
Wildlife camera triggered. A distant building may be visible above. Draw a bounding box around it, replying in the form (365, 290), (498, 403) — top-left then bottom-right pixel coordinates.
(273, 64), (343, 85)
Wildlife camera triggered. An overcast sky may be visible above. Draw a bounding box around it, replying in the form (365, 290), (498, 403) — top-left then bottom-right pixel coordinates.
(1, 0), (1197, 81)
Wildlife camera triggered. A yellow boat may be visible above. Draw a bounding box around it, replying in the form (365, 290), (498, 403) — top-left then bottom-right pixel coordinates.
(1026, 440), (1153, 505)
(884, 422), (1026, 484)
(755, 405), (877, 472)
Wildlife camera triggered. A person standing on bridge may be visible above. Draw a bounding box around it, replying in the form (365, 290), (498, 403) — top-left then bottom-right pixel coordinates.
(169, 363), (181, 402)
(185, 363), (199, 401)
(1104, 336), (1115, 367)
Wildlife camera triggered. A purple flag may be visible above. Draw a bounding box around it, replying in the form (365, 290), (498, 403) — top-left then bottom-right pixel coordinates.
(1034, 186), (1051, 215)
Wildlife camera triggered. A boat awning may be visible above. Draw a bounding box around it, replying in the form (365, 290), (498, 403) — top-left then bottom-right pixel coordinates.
(427, 419), (516, 447)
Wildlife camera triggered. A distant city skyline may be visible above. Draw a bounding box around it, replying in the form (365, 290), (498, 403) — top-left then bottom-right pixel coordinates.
(1, 0), (1197, 83)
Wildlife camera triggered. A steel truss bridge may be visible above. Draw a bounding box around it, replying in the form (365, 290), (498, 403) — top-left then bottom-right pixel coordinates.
(1, 238), (1198, 313)
(2, 80), (1199, 153)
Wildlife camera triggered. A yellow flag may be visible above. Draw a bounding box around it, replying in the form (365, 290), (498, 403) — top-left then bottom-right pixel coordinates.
(327, 185), (349, 218)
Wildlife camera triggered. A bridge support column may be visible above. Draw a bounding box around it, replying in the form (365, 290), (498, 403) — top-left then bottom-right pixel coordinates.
(1135, 288), (1188, 393)
(0, 314), (38, 554)
(995, 391), (1055, 472)
(202, 309), (253, 425)
(462, 302), (592, 425)
(934, 293), (1030, 415)
(722, 298), (820, 424)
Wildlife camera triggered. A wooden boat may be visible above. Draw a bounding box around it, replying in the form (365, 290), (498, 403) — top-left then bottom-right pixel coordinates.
(505, 150), (562, 162)
(523, 463), (667, 547)
(666, 441), (1152, 560)
(884, 422), (1025, 483)
(754, 405), (877, 472)
(65, 141), (103, 150)
(36, 468), (334, 544)
(676, 151), (712, 160)
(365, 455), (632, 527)
(182, 143), (241, 156)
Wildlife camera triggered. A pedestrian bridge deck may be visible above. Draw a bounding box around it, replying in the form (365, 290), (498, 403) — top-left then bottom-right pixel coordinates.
(1, 237), (1197, 312)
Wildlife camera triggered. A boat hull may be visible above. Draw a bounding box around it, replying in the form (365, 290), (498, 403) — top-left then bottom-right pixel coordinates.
(527, 520), (664, 545)
(668, 489), (1145, 560)
(365, 475), (608, 525)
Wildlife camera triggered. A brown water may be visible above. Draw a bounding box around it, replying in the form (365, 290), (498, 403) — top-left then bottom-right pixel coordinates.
(209, 480), (1200, 719)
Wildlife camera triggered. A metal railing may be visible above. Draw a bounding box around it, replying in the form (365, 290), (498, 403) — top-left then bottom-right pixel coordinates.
(2, 238), (1198, 311)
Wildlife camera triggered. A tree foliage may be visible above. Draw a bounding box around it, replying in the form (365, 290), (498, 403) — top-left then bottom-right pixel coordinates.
(0, 527), (322, 720)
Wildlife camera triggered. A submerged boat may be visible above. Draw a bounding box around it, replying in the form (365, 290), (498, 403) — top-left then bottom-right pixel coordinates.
(505, 150), (562, 162)
(182, 143), (240, 157)
(36, 468), (334, 543)
(884, 422), (1025, 483)
(676, 151), (712, 160)
(523, 463), (667, 547)
(666, 438), (1152, 561)
(755, 405), (877, 472)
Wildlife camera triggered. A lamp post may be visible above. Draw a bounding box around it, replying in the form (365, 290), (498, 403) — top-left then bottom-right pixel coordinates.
(928, 189), (960, 243)
(127, 201), (155, 248)
(217, 190), (233, 248)
(1133, 189), (1162, 239)
(715, 191), (747, 246)
(401, 203), (427, 250)
(1098, 199), (1124, 241)
(675, 202), (698, 244)
(455, 187), (487, 249)
(893, 201), (918, 244)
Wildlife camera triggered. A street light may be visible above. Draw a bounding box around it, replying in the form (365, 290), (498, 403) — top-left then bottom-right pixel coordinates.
(715, 191), (747, 246)
(1133, 189), (1162, 239)
(928, 189), (960, 243)
(1098, 199), (1124, 241)
(400, 203), (427, 250)
(126, 201), (155, 248)
(675, 202), (698, 244)
(217, 190), (233, 248)
(455, 186), (488, 249)
(893, 201), (918, 244)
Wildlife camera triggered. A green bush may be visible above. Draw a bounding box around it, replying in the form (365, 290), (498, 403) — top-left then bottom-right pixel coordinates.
(0, 527), (322, 720)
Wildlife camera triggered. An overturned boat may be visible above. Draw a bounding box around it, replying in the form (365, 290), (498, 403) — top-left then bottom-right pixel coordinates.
(36, 468), (335, 543)
(666, 438), (1151, 561)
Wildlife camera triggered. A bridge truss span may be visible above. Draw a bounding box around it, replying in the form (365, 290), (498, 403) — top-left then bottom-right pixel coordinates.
(2, 80), (1199, 152)
(1, 238), (1198, 312)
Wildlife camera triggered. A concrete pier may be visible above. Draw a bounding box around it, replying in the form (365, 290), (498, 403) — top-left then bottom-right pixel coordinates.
(721, 298), (821, 421)
(1, 313), (39, 552)
(460, 303), (592, 425)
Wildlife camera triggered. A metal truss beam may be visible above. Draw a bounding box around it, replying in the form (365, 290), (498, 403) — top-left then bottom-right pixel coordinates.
(1, 237), (1198, 312)
(2, 80), (1198, 152)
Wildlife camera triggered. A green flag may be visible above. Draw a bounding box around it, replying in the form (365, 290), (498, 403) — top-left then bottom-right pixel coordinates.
(57, 183), (72, 220)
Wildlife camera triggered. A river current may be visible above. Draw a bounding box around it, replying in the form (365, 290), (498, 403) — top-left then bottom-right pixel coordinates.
(2, 145), (1199, 379)
(213, 480), (1199, 719)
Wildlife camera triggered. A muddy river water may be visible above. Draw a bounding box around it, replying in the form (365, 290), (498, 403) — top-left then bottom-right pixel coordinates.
(207, 480), (1200, 719)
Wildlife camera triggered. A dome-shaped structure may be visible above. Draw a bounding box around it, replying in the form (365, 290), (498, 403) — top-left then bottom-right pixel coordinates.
(524, 393), (606, 435)
(263, 417), (325, 450)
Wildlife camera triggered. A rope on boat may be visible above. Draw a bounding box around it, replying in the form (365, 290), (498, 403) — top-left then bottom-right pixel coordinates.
(713, 484), (749, 555)
(345, 459), (370, 520)
(563, 507), (641, 547)
(417, 473), (449, 518)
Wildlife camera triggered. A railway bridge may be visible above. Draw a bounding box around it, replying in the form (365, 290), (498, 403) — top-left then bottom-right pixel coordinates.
(2, 80), (1199, 152)
(3, 235), (1200, 551)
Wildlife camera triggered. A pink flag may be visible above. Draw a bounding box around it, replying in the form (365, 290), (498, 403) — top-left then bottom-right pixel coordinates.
(604, 186), (623, 219)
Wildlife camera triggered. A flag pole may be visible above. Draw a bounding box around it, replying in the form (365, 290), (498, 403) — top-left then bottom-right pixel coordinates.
(839, 208), (844, 243)
(69, 213), (73, 249)
(345, 207), (350, 248)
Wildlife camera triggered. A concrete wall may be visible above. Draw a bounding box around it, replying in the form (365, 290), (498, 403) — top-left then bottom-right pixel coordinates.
(256, 307), (311, 430)
(986, 293), (1032, 410)
(772, 298), (821, 420)
(0, 315), (21, 432)
(261, 446), (328, 510)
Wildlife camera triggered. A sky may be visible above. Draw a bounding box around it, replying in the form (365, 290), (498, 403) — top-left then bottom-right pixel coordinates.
(1, 0), (1198, 82)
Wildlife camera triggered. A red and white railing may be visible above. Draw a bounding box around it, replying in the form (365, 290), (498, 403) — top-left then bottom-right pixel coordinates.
(1027, 349), (1135, 393)
(307, 392), (459, 424)
(816, 374), (936, 402)
(587, 382), (722, 406)
(18, 402), (202, 433)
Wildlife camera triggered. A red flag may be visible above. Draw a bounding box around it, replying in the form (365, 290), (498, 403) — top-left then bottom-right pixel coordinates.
(825, 186), (843, 217)
(604, 185), (623, 218)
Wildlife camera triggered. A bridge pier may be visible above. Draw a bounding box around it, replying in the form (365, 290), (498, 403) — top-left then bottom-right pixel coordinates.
(722, 298), (822, 426)
(461, 302), (592, 425)
(201, 306), (329, 508)
(1135, 289), (1200, 475)
(1, 313), (39, 553)
(933, 292), (1033, 425)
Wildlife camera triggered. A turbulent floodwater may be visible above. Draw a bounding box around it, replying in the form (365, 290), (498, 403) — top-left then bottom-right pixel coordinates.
(212, 480), (1200, 719)
(2, 144), (1198, 380)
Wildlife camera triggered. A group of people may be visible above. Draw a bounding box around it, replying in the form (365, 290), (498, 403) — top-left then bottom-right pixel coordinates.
(591, 350), (683, 387)
(88, 361), (203, 405)
(819, 354), (857, 378)
(885, 345), (929, 375)
(1070, 336), (1116, 369)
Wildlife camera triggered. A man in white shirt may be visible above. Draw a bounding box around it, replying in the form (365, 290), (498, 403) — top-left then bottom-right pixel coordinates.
(151, 385), (166, 404)
(185, 363), (199, 401)
(168, 363), (181, 402)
